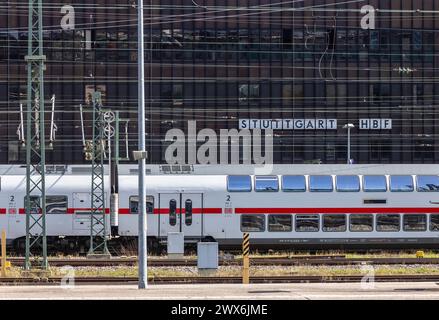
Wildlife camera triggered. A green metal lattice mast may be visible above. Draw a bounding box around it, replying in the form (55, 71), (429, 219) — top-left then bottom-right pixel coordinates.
(88, 91), (110, 256)
(24, 0), (48, 270)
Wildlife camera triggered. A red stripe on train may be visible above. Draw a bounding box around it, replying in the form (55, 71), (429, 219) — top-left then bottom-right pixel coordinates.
(13, 208), (222, 215)
(0, 209), (6, 215)
(152, 208), (222, 214)
(234, 207), (439, 214)
(17, 208), (111, 214)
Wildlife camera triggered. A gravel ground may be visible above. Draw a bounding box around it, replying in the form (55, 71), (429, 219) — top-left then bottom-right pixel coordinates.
(5, 264), (439, 278)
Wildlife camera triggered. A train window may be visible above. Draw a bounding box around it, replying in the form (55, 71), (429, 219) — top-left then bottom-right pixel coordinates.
(309, 176), (333, 192)
(185, 199), (192, 226)
(281, 175), (306, 192)
(129, 196), (139, 214)
(24, 196), (40, 214)
(350, 215), (373, 232)
(363, 175), (387, 192)
(295, 215), (319, 232)
(336, 176), (360, 192)
(430, 215), (439, 231)
(240, 215), (265, 232)
(169, 199), (177, 226)
(46, 196), (68, 214)
(255, 176), (279, 192)
(322, 215), (347, 232)
(416, 176), (439, 192)
(129, 196), (155, 214)
(227, 175), (252, 192)
(390, 176), (414, 192)
(268, 215), (292, 232)
(376, 214), (400, 232)
(403, 214), (427, 231)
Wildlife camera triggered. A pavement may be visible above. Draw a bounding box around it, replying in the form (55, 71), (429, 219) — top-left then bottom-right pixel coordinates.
(1, 282), (439, 299)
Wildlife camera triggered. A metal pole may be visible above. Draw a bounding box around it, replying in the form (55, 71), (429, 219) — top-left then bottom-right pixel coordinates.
(138, 0), (147, 289)
(347, 128), (351, 164)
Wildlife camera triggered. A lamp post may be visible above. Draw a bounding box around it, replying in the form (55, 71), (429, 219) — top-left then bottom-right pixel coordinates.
(342, 123), (355, 164)
(137, 0), (147, 289)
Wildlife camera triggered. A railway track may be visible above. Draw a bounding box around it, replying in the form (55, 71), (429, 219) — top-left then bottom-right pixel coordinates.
(1, 275), (439, 285)
(5, 255), (439, 267)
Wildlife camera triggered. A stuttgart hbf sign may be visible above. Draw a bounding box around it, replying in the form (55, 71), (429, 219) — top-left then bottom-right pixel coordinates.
(239, 119), (392, 130)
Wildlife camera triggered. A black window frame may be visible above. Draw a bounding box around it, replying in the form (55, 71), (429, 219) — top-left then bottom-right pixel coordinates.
(376, 214), (401, 232)
(389, 175), (414, 192)
(363, 175), (388, 192)
(430, 214), (439, 231)
(335, 175), (360, 192)
(254, 175), (279, 192)
(129, 195), (155, 214)
(227, 175), (252, 192)
(349, 214), (374, 232)
(322, 214), (347, 232)
(295, 214), (320, 232)
(46, 195), (68, 214)
(416, 175), (439, 192)
(185, 199), (193, 226)
(240, 214), (266, 232)
(403, 214), (427, 232)
(169, 199), (177, 226)
(268, 215), (292, 232)
(309, 175), (334, 192)
(281, 175), (306, 192)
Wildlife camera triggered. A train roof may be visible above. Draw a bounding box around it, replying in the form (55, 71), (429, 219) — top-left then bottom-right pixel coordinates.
(0, 164), (439, 176)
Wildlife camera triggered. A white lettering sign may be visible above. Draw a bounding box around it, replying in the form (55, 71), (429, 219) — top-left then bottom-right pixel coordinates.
(239, 119), (338, 130)
(361, 5), (376, 30)
(359, 119), (392, 130)
(61, 5), (75, 30)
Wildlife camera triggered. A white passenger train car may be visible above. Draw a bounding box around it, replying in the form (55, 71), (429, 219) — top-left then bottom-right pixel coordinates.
(1, 164), (439, 250)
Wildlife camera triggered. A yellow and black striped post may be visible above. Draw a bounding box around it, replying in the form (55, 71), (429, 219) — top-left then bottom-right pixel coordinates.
(1, 230), (6, 277)
(242, 233), (250, 284)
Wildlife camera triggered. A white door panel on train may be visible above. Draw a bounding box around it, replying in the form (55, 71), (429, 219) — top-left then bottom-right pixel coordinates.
(72, 193), (91, 231)
(159, 193), (203, 238)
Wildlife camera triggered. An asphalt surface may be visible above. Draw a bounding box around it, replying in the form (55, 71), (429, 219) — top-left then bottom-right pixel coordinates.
(2, 282), (439, 300)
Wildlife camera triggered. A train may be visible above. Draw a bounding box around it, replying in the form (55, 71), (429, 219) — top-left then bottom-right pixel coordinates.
(2, 163), (439, 252)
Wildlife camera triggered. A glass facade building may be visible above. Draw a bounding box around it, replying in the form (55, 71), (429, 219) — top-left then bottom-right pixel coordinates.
(0, 0), (438, 164)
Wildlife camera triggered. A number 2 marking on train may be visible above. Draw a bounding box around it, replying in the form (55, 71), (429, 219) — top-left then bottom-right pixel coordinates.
(9, 196), (15, 202)
(226, 195), (231, 202)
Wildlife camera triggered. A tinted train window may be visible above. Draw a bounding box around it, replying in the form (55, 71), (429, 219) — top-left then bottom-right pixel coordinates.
(376, 214), (400, 232)
(129, 196), (155, 214)
(282, 175), (306, 192)
(185, 199), (192, 226)
(323, 215), (347, 232)
(416, 176), (439, 192)
(430, 215), (439, 231)
(336, 176), (360, 192)
(169, 199), (177, 226)
(255, 176), (279, 192)
(24, 195), (40, 214)
(350, 214), (373, 232)
(46, 196), (68, 214)
(363, 175), (387, 192)
(295, 215), (319, 232)
(403, 214), (427, 231)
(390, 176), (414, 192)
(227, 175), (252, 192)
(309, 176), (333, 192)
(268, 215), (292, 232)
(241, 215), (265, 232)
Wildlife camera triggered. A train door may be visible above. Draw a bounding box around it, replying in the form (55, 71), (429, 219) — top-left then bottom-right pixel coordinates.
(159, 193), (203, 238)
(72, 192), (91, 231)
